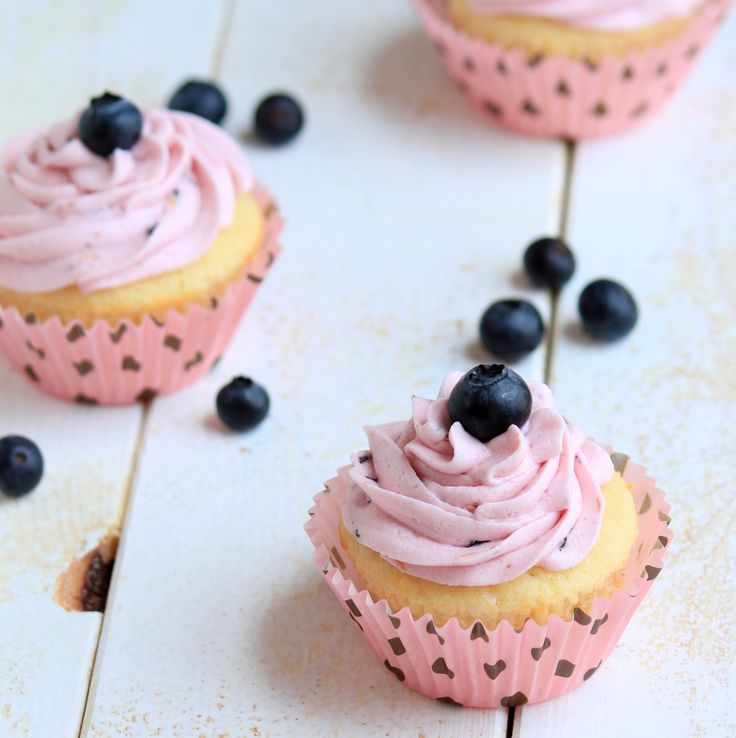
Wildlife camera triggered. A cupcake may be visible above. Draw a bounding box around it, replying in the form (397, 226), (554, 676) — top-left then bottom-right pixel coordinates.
(306, 365), (672, 707)
(414, 0), (730, 138)
(0, 93), (282, 405)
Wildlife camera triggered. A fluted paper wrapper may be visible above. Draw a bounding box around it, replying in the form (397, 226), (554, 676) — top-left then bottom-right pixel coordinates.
(0, 184), (282, 406)
(414, 0), (729, 139)
(305, 454), (672, 708)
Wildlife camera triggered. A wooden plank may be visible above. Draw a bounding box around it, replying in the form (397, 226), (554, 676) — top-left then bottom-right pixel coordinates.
(0, 366), (140, 738)
(515, 11), (736, 738)
(0, 2), (226, 737)
(81, 2), (565, 736)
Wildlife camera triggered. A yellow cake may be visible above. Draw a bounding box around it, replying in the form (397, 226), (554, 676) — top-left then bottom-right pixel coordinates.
(0, 193), (264, 327)
(446, 0), (702, 61)
(341, 471), (638, 630)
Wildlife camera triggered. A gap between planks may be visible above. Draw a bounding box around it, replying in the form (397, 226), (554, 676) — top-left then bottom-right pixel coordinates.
(75, 6), (234, 735)
(211, 0), (237, 81)
(506, 705), (516, 738)
(544, 140), (576, 388)
(76, 402), (152, 738)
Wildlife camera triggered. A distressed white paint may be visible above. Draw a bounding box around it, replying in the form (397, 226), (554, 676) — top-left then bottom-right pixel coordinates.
(0, 3), (225, 738)
(0, 0), (227, 136)
(516, 10), (736, 738)
(81, 2), (563, 737)
(0, 364), (140, 738)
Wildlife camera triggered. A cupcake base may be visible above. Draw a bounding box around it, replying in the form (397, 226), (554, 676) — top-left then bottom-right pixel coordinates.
(414, 0), (729, 139)
(305, 454), (671, 708)
(0, 184), (282, 406)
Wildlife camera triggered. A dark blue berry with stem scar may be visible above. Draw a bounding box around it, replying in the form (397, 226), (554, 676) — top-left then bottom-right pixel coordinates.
(168, 80), (228, 124)
(523, 237), (576, 290)
(216, 377), (270, 431)
(78, 93), (143, 157)
(254, 93), (304, 145)
(0, 436), (44, 498)
(479, 299), (544, 361)
(578, 279), (638, 341)
(448, 364), (532, 443)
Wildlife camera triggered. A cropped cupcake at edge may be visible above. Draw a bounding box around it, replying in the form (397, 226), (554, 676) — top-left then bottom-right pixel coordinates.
(413, 0), (730, 138)
(306, 365), (672, 708)
(0, 93), (282, 405)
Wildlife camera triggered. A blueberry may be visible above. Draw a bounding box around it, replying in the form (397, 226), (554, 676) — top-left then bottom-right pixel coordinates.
(254, 93), (304, 145)
(448, 364), (532, 443)
(216, 377), (270, 431)
(78, 92), (143, 157)
(168, 80), (227, 124)
(0, 436), (44, 498)
(578, 279), (638, 341)
(479, 299), (544, 361)
(523, 237), (576, 290)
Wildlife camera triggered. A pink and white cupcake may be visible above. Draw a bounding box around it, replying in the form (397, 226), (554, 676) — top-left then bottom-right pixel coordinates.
(306, 365), (672, 707)
(414, 0), (731, 138)
(0, 92), (282, 405)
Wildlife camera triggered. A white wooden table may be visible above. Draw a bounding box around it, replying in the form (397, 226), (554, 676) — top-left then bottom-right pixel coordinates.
(1, 2), (734, 737)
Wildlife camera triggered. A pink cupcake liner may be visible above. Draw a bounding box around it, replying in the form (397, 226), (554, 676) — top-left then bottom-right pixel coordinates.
(0, 184), (283, 406)
(414, 0), (730, 139)
(305, 453), (672, 708)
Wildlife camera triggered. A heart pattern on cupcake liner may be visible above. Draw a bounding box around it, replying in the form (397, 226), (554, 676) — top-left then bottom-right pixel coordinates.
(305, 457), (672, 708)
(414, 0), (730, 139)
(0, 184), (283, 406)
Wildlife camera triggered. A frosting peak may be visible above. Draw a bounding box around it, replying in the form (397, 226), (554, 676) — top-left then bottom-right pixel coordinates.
(342, 374), (612, 586)
(0, 108), (253, 293)
(467, 0), (701, 31)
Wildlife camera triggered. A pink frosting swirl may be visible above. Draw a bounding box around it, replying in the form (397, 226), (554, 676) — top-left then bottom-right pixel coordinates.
(341, 373), (612, 586)
(467, 0), (701, 30)
(0, 108), (253, 293)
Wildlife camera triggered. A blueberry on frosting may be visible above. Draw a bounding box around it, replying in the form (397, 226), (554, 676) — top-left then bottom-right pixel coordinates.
(78, 92), (143, 157)
(448, 364), (532, 442)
